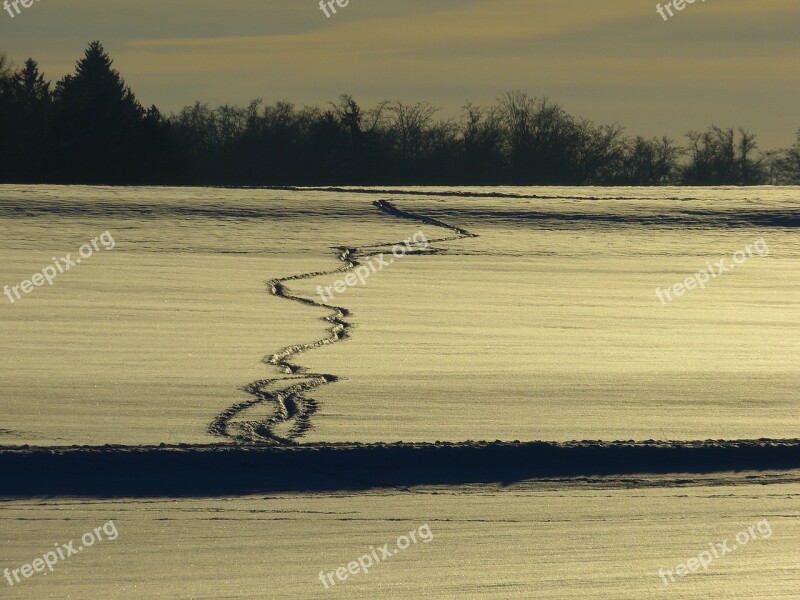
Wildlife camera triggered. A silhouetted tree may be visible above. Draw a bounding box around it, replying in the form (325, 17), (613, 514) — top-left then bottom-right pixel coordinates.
(682, 126), (767, 185)
(9, 59), (52, 180)
(329, 95), (366, 180)
(0, 43), (792, 186)
(574, 121), (627, 184)
(769, 130), (800, 184)
(460, 102), (504, 183)
(386, 101), (440, 181)
(0, 53), (17, 181)
(621, 136), (682, 185)
(0, 53), (13, 98)
(498, 92), (601, 184)
(0, 57), (54, 181)
(785, 131), (800, 183)
(51, 41), (151, 183)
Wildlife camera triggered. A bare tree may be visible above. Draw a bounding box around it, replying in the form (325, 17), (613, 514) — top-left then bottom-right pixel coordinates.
(388, 100), (439, 159)
(0, 53), (14, 95)
(767, 130), (800, 184)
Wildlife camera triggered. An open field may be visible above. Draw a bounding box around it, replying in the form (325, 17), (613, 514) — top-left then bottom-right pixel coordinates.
(1, 185), (798, 598)
(1, 472), (799, 599)
(1, 186), (799, 445)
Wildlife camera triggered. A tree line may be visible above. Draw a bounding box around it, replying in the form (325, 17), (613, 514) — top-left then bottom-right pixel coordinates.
(1, 41), (799, 186)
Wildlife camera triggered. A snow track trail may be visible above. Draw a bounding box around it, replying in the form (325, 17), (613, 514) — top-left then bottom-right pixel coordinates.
(209, 200), (477, 444)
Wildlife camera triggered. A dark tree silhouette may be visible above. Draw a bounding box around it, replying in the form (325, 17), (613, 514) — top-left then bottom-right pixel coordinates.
(460, 102), (505, 184)
(0, 53), (18, 181)
(50, 41), (156, 183)
(787, 131), (800, 183)
(11, 59), (52, 181)
(0, 57), (53, 181)
(770, 130), (800, 184)
(0, 43), (795, 186)
(682, 126), (767, 185)
(622, 136), (682, 185)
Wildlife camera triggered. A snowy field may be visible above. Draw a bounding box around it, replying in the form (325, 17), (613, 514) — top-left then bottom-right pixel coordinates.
(1, 185), (798, 444)
(1, 472), (799, 598)
(1, 185), (798, 598)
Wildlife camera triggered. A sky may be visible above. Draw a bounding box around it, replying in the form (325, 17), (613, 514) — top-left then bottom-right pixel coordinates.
(1, 0), (798, 147)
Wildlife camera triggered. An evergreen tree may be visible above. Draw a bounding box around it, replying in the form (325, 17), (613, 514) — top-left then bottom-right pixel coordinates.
(0, 53), (15, 180)
(51, 41), (146, 183)
(8, 59), (52, 180)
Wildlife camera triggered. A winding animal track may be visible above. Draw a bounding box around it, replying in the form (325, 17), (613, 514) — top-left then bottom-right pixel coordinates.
(209, 199), (477, 444)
